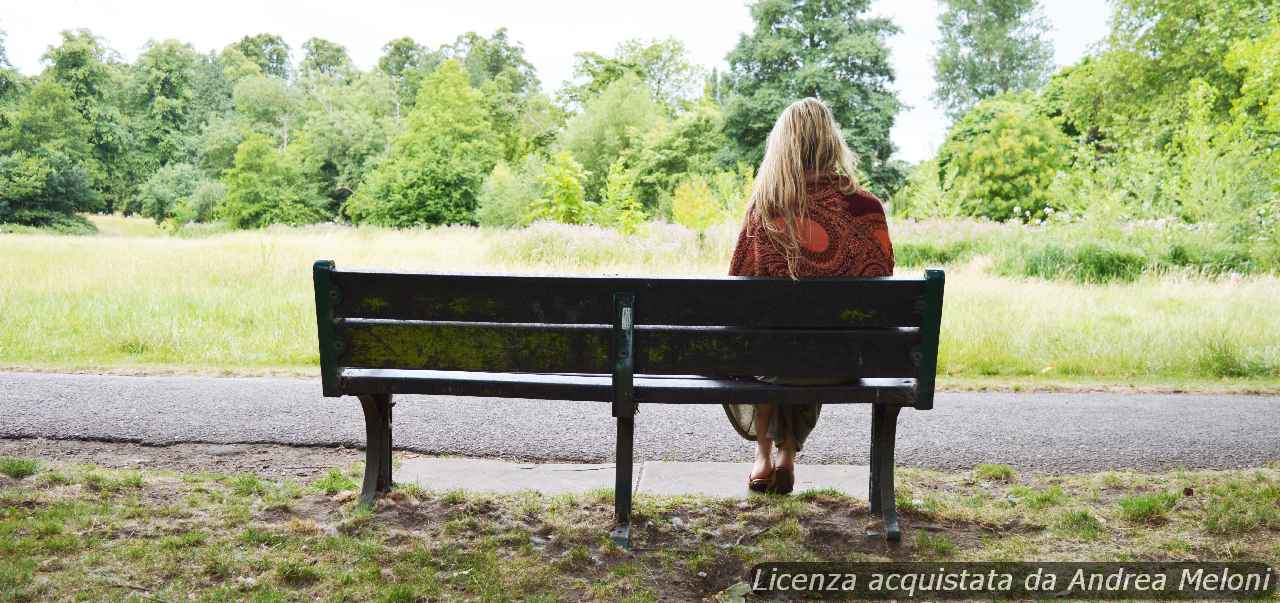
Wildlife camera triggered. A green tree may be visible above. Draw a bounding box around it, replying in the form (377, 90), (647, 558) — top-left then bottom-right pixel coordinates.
(229, 34), (291, 80)
(0, 150), (100, 229)
(135, 162), (205, 223)
(218, 133), (326, 228)
(476, 155), (546, 227)
(557, 73), (665, 201)
(444, 29), (539, 95)
(377, 37), (441, 117)
(291, 71), (397, 212)
(526, 151), (593, 225)
(627, 100), (730, 209)
(672, 176), (724, 237)
(345, 60), (500, 226)
(131, 39), (202, 168)
(722, 0), (904, 198)
(300, 38), (352, 80)
(937, 93), (1070, 221)
(597, 158), (647, 233)
(560, 38), (702, 112)
(932, 0), (1055, 122)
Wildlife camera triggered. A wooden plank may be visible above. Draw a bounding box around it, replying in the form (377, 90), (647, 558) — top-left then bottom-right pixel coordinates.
(336, 319), (921, 377)
(330, 271), (927, 328)
(312, 260), (341, 397)
(914, 269), (946, 410)
(338, 368), (917, 405)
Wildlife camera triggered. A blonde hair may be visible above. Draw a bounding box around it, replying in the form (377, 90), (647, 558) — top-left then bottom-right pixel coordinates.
(748, 97), (860, 278)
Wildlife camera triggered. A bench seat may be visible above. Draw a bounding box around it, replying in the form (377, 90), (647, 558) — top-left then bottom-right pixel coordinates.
(339, 368), (918, 405)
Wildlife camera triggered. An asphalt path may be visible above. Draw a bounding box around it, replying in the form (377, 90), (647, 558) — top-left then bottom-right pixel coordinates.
(2, 372), (1276, 472)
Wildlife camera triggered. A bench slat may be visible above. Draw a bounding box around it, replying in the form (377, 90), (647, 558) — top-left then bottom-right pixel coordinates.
(339, 368), (917, 405)
(337, 319), (921, 378)
(330, 271), (925, 328)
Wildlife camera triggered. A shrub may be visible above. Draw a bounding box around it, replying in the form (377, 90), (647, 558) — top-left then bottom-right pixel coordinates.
(0, 150), (101, 228)
(671, 176), (724, 236)
(134, 163), (206, 224)
(218, 134), (328, 228)
(937, 94), (1070, 222)
(525, 151), (594, 225)
(475, 156), (545, 228)
(596, 157), (646, 234)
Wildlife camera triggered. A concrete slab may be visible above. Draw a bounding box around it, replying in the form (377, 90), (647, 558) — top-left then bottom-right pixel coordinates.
(637, 461), (869, 499)
(398, 457), (871, 499)
(398, 457), (618, 495)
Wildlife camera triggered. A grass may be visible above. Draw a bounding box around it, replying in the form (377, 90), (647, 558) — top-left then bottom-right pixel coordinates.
(1, 457), (1278, 600)
(0, 457), (38, 479)
(0, 215), (1276, 387)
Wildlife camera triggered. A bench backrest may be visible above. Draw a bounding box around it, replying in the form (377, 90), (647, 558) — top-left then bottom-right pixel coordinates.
(313, 262), (945, 409)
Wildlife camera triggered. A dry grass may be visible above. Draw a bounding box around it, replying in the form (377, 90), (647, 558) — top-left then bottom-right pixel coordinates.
(0, 216), (1276, 387)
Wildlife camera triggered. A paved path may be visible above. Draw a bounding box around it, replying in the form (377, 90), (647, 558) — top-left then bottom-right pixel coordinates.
(2, 372), (1276, 473)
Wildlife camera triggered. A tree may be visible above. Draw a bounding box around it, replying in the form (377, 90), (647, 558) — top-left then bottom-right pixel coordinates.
(229, 34), (291, 80)
(936, 93), (1069, 221)
(132, 39), (202, 168)
(345, 60), (501, 226)
(560, 38), (702, 112)
(557, 73), (666, 201)
(627, 100), (731, 209)
(444, 29), (539, 96)
(722, 0), (904, 198)
(931, 0), (1055, 122)
(0, 150), (100, 229)
(300, 38), (352, 80)
(135, 162), (205, 223)
(377, 37), (440, 116)
(218, 133), (326, 228)
(526, 151), (593, 224)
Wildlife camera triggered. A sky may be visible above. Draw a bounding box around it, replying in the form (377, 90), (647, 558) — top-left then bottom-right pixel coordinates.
(1, 0), (1113, 163)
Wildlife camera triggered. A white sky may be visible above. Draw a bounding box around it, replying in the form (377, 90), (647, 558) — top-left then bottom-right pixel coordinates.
(1, 0), (1113, 163)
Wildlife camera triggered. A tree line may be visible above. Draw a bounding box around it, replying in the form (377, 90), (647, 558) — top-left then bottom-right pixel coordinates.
(0, 0), (906, 233)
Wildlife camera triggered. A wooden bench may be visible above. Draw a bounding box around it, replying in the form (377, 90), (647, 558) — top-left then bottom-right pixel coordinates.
(312, 261), (945, 545)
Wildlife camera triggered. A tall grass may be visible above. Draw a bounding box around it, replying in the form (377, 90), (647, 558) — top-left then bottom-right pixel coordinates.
(0, 216), (1276, 381)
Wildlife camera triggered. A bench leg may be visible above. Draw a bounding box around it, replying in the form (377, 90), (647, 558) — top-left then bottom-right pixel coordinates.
(869, 404), (902, 542)
(609, 415), (634, 548)
(358, 394), (394, 508)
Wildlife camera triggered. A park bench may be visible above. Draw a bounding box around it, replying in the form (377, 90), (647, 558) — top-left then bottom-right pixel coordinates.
(312, 261), (945, 545)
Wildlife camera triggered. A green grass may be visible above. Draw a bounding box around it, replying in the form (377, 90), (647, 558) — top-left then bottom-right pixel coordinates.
(1117, 491), (1180, 524)
(0, 215), (1277, 386)
(973, 463), (1016, 482)
(3, 460), (1279, 600)
(0, 457), (38, 479)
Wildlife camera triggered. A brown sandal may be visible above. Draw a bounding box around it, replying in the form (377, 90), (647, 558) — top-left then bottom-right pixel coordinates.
(768, 466), (794, 495)
(748, 468), (774, 493)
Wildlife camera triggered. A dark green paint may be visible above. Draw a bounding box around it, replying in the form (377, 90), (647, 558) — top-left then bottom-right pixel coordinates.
(312, 260), (341, 397)
(914, 269), (946, 410)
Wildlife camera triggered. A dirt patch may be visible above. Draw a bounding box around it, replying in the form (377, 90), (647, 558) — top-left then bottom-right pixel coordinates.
(0, 438), (375, 480)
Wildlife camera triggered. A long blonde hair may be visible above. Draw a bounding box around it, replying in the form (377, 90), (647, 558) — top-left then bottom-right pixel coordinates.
(749, 97), (861, 278)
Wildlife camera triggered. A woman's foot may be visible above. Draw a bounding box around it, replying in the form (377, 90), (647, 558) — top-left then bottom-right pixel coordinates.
(768, 442), (797, 495)
(748, 440), (775, 492)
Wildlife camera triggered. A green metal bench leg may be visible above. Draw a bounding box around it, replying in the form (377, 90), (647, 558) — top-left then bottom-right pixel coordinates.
(358, 394), (394, 508)
(871, 404), (902, 541)
(610, 415), (634, 548)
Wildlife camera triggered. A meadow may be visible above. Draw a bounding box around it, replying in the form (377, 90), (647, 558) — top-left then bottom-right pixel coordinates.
(0, 214), (1276, 390)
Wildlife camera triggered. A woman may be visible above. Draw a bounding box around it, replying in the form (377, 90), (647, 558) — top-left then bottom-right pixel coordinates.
(723, 97), (895, 495)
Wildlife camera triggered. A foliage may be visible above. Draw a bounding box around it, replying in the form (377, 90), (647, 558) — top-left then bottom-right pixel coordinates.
(722, 0), (903, 198)
(0, 149), (100, 227)
(937, 94), (1070, 221)
(133, 162), (206, 224)
(671, 176), (724, 235)
(557, 73), (665, 201)
(627, 101), (730, 210)
(560, 38), (702, 111)
(345, 61), (500, 227)
(299, 38), (352, 80)
(526, 152), (594, 225)
(932, 0), (1054, 122)
(217, 133), (326, 228)
(229, 33), (292, 80)
(476, 155), (546, 228)
(596, 158), (647, 234)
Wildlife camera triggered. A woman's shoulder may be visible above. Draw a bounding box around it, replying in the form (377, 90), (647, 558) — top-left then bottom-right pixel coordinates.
(839, 184), (886, 218)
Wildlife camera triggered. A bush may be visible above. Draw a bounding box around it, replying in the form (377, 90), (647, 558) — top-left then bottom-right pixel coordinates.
(0, 150), (101, 228)
(525, 151), (593, 225)
(475, 155), (545, 228)
(134, 163), (206, 224)
(217, 134), (328, 229)
(671, 176), (724, 235)
(937, 94), (1070, 222)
